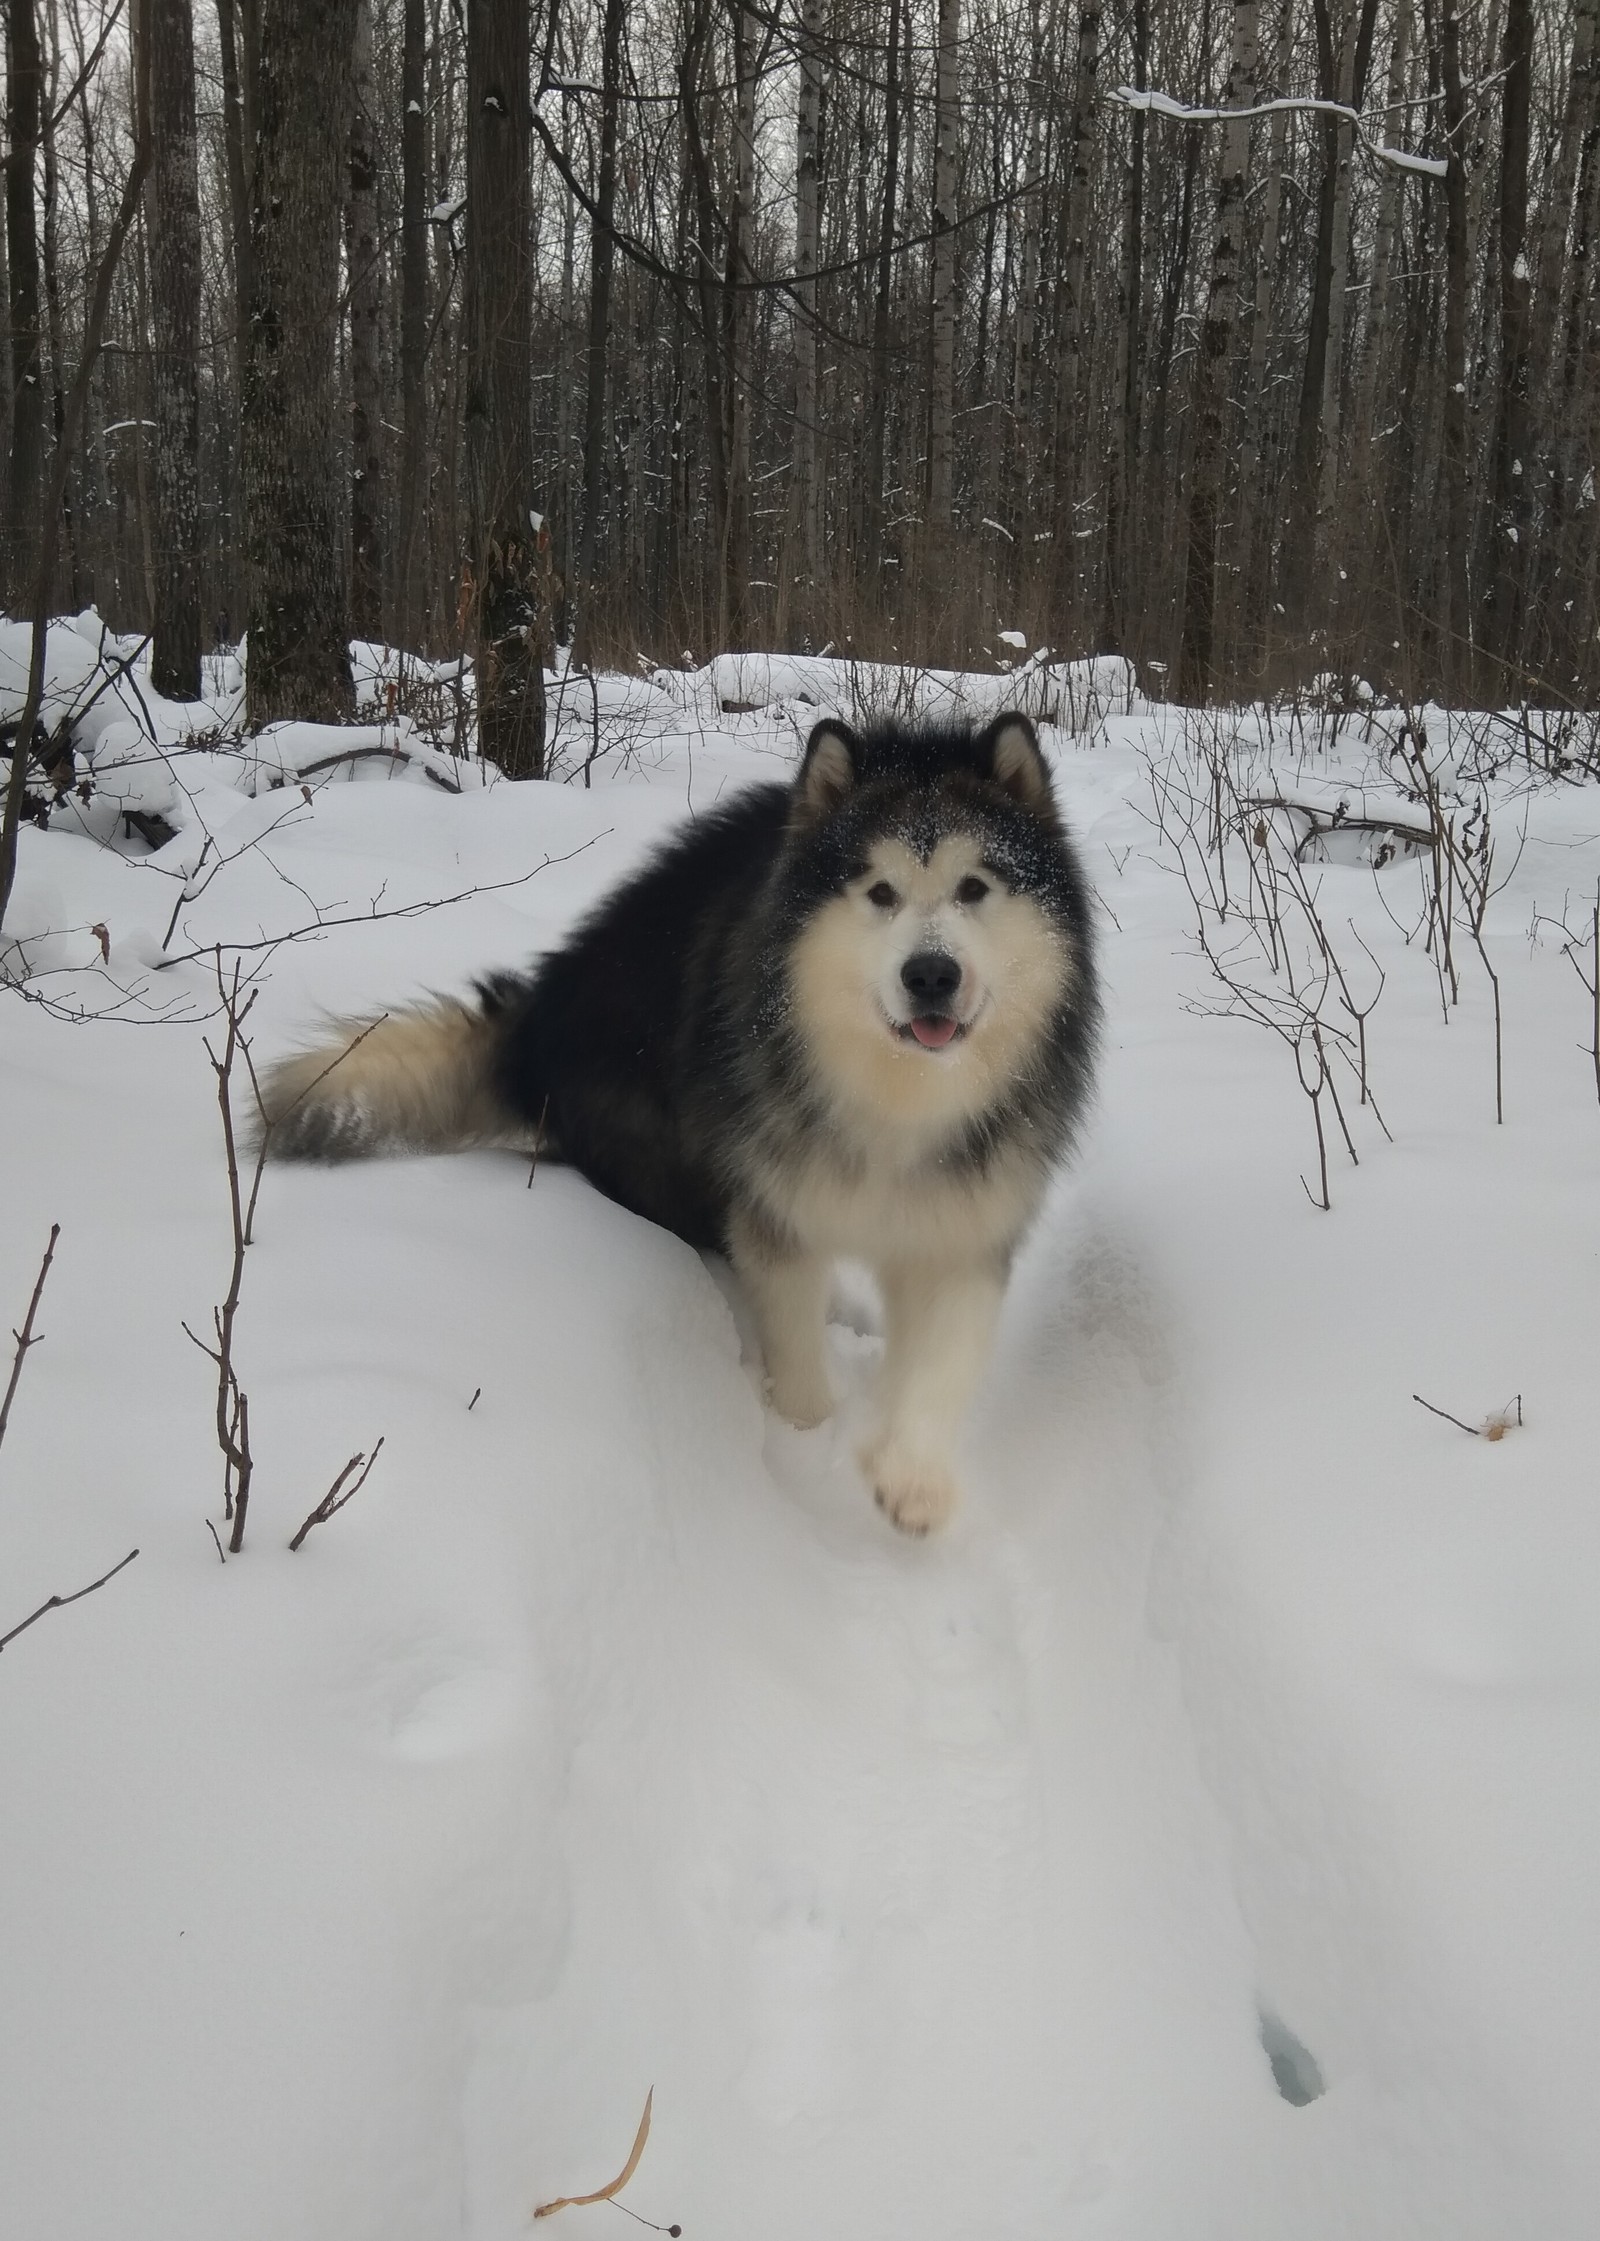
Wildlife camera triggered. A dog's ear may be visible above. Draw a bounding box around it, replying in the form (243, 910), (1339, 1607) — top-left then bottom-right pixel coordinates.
(978, 713), (1052, 812)
(793, 719), (861, 824)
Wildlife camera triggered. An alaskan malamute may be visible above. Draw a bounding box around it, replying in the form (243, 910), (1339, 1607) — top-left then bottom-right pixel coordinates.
(260, 712), (1098, 1532)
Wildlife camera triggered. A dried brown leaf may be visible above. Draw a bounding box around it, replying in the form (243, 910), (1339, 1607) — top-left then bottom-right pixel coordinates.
(533, 2088), (654, 2221)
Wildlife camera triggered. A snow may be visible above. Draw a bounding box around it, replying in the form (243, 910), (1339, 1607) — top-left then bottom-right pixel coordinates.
(2, 625), (1598, 2240)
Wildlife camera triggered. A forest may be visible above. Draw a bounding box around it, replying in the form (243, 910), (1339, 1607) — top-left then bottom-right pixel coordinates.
(2, 0), (1597, 777)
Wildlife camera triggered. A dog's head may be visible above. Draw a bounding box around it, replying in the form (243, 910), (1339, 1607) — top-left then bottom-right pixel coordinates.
(778, 713), (1086, 1131)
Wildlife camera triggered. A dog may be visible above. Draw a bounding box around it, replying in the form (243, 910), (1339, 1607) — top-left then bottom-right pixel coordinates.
(259, 710), (1099, 1532)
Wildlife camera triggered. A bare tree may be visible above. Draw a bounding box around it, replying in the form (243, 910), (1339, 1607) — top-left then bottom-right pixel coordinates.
(928, 0), (961, 528)
(348, 0), (384, 643)
(147, 0), (202, 699)
(397, 0), (428, 651)
(4, 0), (44, 604)
(1485, 0), (1532, 692)
(578, 0), (625, 602)
(243, 0), (358, 724)
(1178, 0), (1257, 702)
(792, 0), (824, 615)
(463, 0), (546, 776)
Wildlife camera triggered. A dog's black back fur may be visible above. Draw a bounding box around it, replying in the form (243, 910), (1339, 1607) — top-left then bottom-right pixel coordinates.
(485, 716), (1098, 1252)
(486, 784), (791, 1247)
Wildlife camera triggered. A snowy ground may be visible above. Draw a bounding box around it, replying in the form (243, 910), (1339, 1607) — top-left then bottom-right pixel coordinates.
(2, 627), (1597, 2240)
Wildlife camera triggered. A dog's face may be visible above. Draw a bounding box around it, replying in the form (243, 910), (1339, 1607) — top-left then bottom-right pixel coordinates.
(783, 714), (1080, 1133)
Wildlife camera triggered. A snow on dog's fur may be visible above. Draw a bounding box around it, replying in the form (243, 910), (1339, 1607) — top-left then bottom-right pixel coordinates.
(258, 712), (1099, 1530)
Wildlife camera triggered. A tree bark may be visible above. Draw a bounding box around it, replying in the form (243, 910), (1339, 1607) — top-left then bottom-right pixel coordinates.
(243, 0), (356, 725)
(216, 0), (254, 400)
(1178, 0), (1258, 702)
(348, 0), (383, 643)
(1350, 0), (1412, 502)
(1438, 0), (1472, 696)
(1104, 0), (1148, 652)
(1314, 13), (1363, 560)
(1052, 0), (1102, 628)
(724, 0), (757, 645)
(1009, 0), (1045, 565)
(463, 0), (545, 775)
(864, 0), (903, 570)
(578, 0), (624, 596)
(397, 0), (427, 652)
(4, 0), (43, 606)
(39, 9), (81, 607)
(1485, 0), (1532, 689)
(148, 0), (203, 698)
(792, 0), (824, 619)
(927, 0), (960, 528)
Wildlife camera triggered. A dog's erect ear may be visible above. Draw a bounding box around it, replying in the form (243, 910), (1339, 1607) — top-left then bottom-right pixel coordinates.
(793, 719), (861, 823)
(979, 712), (1052, 812)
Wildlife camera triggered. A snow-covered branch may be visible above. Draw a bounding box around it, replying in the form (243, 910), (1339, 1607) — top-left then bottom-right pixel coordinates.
(1112, 85), (1449, 180)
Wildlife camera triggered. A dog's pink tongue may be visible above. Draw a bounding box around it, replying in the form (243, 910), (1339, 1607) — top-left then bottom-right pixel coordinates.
(910, 1015), (959, 1049)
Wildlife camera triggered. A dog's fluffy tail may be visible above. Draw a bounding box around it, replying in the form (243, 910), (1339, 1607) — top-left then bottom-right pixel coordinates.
(257, 993), (528, 1162)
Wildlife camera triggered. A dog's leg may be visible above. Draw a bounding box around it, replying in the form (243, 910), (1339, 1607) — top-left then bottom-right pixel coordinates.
(863, 1257), (1006, 1533)
(728, 1212), (834, 1429)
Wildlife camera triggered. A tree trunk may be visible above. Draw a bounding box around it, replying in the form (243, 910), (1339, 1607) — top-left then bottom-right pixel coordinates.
(1350, 0), (1412, 500)
(864, 0), (903, 571)
(1485, 0), (1532, 690)
(679, 0), (730, 641)
(216, 0), (254, 400)
(4, 0), (43, 606)
(927, 0), (959, 528)
(792, 0), (824, 620)
(148, 0), (203, 698)
(723, 0), (756, 646)
(463, 0), (546, 775)
(1178, 0), (1258, 703)
(578, 0), (624, 596)
(39, 12), (81, 608)
(1314, 16), (1362, 563)
(1052, 0), (1102, 631)
(1104, 0), (1148, 652)
(1438, 0), (1472, 697)
(243, 0), (357, 725)
(1009, 0), (1044, 565)
(1283, 0), (1340, 623)
(1239, 0), (1292, 673)
(348, 0), (383, 643)
(397, 0), (427, 652)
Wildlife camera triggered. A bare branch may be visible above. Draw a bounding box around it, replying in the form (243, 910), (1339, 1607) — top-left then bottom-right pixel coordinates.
(289, 1438), (386, 1551)
(0, 1549), (140, 1655)
(0, 1224), (61, 1458)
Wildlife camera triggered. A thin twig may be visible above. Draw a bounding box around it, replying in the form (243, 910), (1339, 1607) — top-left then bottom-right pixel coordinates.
(527, 1094), (550, 1189)
(205, 1518), (227, 1564)
(1412, 1392), (1480, 1437)
(289, 1437), (386, 1551)
(0, 1223), (60, 1457)
(0, 1548), (139, 1654)
(154, 839), (606, 969)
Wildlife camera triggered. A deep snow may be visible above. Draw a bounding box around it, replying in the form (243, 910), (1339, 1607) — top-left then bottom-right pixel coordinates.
(2, 628), (1597, 2240)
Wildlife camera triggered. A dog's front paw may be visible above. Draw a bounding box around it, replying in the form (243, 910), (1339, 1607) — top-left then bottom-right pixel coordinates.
(766, 1367), (833, 1431)
(862, 1440), (960, 1535)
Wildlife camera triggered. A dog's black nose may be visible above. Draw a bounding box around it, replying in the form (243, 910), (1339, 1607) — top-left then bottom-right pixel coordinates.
(900, 950), (962, 1003)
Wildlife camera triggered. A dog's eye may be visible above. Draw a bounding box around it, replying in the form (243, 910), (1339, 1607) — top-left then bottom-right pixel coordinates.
(866, 880), (899, 910)
(955, 875), (990, 905)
